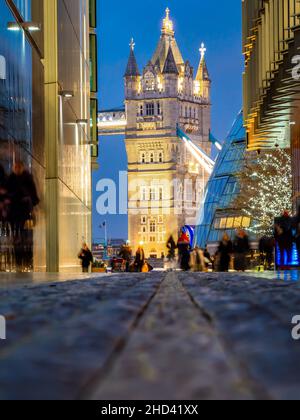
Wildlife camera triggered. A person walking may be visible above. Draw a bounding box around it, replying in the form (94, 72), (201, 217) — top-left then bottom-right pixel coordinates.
(203, 246), (213, 270)
(259, 236), (275, 270)
(216, 233), (233, 272)
(177, 231), (191, 271)
(191, 246), (205, 272)
(6, 161), (39, 272)
(134, 246), (145, 272)
(78, 243), (93, 273)
(233, 229), (250, 272)
(119, 242), (132, 272)
(166, 235), (177, 270)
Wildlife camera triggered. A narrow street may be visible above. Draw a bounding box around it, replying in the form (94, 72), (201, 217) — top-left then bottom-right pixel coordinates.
(0, 272), (299, 400)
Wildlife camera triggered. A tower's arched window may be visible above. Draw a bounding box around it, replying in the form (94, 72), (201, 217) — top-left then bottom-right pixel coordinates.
(150, 152), (155, 163)
(157, 102), (161, 115)
(144, 71), (156, 91)
(158, 152), (164, 163)
(150, 220), (156, 233)
(146, 103), (155, 116)
(140, 152), (146, 163)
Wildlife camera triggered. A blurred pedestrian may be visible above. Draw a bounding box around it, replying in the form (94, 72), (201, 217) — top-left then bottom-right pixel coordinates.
(78, 243), (93, 273)
(203, 245), (213, 270)
(6, 161), (39, 272)
(216, 233), (233, 272)
(191, 246), (205, 272)
(177, 231), (191, 271)
(134, 246), (145, 272)
(275, 210), (293, 267)
(166, 235), (177, 270)
(119, 242), (132, 272)
(259, 236), (275, 270)
(233, 229), (250, 272)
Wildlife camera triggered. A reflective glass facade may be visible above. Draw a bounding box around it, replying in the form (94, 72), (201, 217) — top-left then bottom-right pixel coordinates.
(0, 0), (46, 270)
(1, 0), (95, 272)
(194, 112), (250, 249)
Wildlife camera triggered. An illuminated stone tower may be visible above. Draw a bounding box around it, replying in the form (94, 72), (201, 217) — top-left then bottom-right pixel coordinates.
(124, 9), (211, 258)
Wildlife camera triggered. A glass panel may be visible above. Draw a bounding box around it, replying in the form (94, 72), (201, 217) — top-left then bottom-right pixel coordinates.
(90, 98), (98, 143)
(89, 0), (97, 28)
(89, 33), (98, 93)
(226, 217), (234, 229)
(0, 0), (45, 272)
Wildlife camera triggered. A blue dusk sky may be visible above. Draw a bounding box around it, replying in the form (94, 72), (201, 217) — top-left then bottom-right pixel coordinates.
(93, 0), (243, 243)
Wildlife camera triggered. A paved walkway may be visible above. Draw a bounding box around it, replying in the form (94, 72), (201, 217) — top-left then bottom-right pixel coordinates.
(0, 272), (300, 400)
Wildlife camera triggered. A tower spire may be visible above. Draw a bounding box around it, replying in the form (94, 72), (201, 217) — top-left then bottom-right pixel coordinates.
(125, 38), (140, 77)
(196, 42), (210, 81)
(162, 7), (174, 37)
(199, 42), (207, 61)
(163, 45), (179, 75)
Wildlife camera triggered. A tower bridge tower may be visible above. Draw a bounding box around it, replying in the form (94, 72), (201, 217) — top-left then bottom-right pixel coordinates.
(99, 9), (212, 258)
(124, 9), (212, 258)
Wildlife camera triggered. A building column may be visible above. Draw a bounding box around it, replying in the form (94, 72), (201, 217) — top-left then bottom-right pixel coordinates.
(44, 0), (60, 272)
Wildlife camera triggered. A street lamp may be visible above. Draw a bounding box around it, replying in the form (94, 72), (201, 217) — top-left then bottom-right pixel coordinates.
(59, 90), (74, 99)
(76, 119), (89, 126)
(7, 22), (41, 32)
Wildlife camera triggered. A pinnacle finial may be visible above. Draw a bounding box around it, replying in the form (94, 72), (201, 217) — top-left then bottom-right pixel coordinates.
(162, 7), (174, 36)
(130, 38), (135, 51)
(200, 42), (207, 60)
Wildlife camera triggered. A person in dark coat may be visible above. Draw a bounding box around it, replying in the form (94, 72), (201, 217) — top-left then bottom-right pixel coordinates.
(177, 232), (191, 271)
(259, 236), (275, 270)
(6, 161), (40, 226)
(78, 243), (93, 273)
(134, 246), (145, 272)
(275, 211), (293, 267)
(119, 243), (132, 272)
(166, 235), (177, 261)
(233, 229), (250, 272)
(6, 161), (39, 272)
(216, 233), (233, 272)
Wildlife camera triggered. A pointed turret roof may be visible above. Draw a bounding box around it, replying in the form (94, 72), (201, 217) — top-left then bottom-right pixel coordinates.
(163, 46), (179, 75)
(125, 38), (140, 77)
(196, 43), (210, 81)
(151, 8), (184, 72)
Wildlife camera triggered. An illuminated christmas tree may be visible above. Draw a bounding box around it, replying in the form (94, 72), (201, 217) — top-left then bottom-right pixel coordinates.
(234, 149), (292, 236)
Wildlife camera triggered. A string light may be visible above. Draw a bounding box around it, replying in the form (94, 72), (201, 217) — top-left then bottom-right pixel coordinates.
(234, 148), (292, 236)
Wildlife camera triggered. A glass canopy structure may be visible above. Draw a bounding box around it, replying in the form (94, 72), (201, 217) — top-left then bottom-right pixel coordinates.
(194, 112), (252, 250)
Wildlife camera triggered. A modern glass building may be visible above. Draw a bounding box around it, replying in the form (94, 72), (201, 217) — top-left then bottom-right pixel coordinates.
(243, 0), (298, 207)
(0, 0), (98, 272)
(194, 112), (253, 251)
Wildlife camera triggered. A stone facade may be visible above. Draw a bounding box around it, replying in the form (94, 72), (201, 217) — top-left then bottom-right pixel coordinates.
(124, 9), (212, 258)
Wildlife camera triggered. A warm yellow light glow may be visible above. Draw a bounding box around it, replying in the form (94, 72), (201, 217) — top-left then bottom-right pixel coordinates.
(157, 76), (163, 91)
(162, 7), (174, 36)
(178, 77), (184, 93)
(194, 80), (200, 95)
